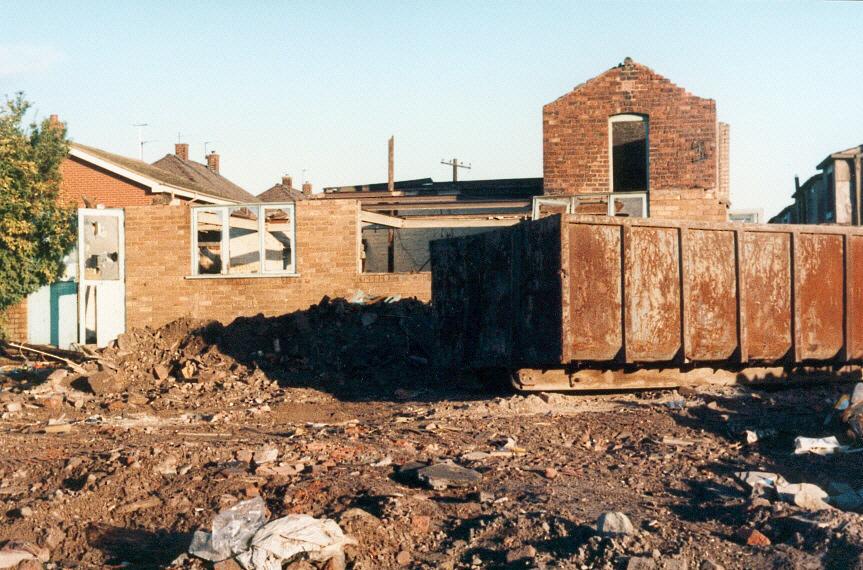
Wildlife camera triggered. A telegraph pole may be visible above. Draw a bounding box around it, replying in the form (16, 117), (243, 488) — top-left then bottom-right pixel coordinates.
(441, 158), (471, 182)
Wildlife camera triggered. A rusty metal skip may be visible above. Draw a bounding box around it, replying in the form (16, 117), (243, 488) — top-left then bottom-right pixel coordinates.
(430, 214), (863, 391)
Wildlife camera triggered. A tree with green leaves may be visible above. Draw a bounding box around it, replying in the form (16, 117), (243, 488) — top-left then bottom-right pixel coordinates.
(0, 93), (75, 319)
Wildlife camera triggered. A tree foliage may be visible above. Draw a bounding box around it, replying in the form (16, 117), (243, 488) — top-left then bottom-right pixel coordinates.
(0, 93), (75, 313)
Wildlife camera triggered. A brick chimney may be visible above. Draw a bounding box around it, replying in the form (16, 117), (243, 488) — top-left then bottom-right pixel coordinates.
(282, 175), (293, 189)
(175, 143), (189, 161)
(49, 114), (60, 126)
(206, 151), (220, 174)
(302, 181), (312, 196)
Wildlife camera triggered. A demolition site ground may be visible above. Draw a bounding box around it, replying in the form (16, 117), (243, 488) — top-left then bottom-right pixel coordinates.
(1, 298), (862, 569)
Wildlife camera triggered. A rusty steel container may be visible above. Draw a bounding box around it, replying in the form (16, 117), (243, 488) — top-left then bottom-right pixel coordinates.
(430, 214), (863, 390)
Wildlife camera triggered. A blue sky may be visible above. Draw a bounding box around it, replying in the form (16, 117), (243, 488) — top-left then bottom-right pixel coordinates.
(2, 1), (861, 217)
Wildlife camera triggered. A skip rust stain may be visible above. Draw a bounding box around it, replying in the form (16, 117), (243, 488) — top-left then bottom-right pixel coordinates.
(624, 226), (681, 362)
(743, 232), (792, 361)
(796, 233), (843, 360)
(684, 229), (737, 361)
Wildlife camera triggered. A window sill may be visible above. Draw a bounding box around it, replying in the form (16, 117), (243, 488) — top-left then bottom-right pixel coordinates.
(185, 273), (300, 280)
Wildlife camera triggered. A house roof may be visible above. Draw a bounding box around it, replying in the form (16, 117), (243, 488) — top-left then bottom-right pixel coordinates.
(70, 143), (244, 204)
(258, 183), (307, 202)
(152, 154), (259, 203)
(816, 144), (862, 170)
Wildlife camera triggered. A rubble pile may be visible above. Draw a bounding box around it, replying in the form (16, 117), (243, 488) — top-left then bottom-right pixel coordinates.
(3, 301), (863, 568)
(97, 296), (435, 396)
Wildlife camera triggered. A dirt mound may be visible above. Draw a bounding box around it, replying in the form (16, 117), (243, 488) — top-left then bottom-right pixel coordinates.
(95, 296), (436, 400)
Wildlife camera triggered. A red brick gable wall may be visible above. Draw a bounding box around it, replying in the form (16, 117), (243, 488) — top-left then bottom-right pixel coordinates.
(543, 60), (726, 221)
(59, 156), (155, 208)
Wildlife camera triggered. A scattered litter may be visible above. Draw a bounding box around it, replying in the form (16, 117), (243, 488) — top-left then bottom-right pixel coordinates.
(189, 497), (269, 562)
(793, 436), (845, 455)
(743, 428), (777, 445)
(0, 540), (49, 569)
(235, 514), (356, 570)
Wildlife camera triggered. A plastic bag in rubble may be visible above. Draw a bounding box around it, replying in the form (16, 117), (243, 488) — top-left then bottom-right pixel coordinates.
(793, 435), (846, 455)
(189, 497), (269, 561)
(235, 514), (357, 570)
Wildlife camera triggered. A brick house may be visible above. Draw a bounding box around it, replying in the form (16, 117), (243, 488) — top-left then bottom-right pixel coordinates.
(3, 140), (259, 345)
(541, 58), (730, 222)
(5, 140), (427, 347)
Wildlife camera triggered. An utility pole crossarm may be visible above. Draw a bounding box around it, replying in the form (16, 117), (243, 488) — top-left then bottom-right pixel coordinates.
(441, 157), (471, 183)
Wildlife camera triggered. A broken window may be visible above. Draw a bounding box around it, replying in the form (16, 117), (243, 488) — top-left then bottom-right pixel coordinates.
(194, 208), (224, 274)
(191, 203), (296, 276)
(610, 114), (648, 193)
(263, 207), (294, 273)
(228, 206), (261, 274)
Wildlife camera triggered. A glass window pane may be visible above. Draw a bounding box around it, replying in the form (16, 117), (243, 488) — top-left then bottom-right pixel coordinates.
(228, 206), (260, 274)
(613, 194), (647, 218)
(573, 195), (610, 215)
(196, 209), (223, 274)
(264, 207), (293, 273)
(82, 215), (120, 280)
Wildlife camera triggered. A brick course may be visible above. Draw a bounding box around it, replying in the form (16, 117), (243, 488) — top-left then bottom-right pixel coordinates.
(543, 59), (727, 222)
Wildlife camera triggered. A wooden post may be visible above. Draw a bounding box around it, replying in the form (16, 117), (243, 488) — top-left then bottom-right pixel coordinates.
(387, 136), (394, 193)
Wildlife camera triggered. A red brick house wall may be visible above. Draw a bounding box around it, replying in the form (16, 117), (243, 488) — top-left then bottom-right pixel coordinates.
(124, 201), (431, 330)
(543, 59), (728, 222)
(59, 156), (155, 207)
(1, 157), (161, 340)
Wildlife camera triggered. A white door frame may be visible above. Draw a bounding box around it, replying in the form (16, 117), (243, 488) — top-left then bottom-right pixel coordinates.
(77, 208), (126, 347)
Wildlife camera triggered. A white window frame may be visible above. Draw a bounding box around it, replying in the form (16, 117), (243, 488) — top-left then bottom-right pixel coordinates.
(608, 113), (649, 195)
(189, 203), (298, 278)
(532, 193), (648, 220)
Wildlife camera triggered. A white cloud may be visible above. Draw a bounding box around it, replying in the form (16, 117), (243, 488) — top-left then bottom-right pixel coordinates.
(0, 44), (64, 77)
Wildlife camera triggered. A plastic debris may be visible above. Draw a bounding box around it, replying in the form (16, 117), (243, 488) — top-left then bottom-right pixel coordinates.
(189, 497), (269, 562)
(735, 471), (788, 491)
(793, 436), (845, 455)
(235, 514), (356, 570)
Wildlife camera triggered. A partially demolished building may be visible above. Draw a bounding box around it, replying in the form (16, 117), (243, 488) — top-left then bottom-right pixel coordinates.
(3, 59), (734, 349)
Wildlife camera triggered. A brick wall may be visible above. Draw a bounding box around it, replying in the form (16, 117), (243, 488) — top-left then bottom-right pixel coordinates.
(59, 156), (155, 207)
(1, 300), (28, 341)
(717, 122), (730, 206)
(124, 200), (431, 330)
(543, 59), (727, 222)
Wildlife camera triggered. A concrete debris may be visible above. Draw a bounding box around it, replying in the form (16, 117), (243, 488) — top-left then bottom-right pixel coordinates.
(416, 462), (482, 490)
(776, 483), (831, 511)
(596, 511), (636, 536)
(85, 370), (128, 395)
